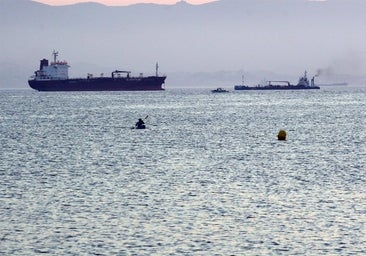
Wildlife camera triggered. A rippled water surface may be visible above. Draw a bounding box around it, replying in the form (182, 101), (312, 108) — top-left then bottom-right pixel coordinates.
(1, 87), (366, 255)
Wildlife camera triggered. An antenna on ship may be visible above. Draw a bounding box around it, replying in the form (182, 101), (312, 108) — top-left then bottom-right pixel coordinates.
(52, 50), (59, 63)
(156, 62), (159, 77)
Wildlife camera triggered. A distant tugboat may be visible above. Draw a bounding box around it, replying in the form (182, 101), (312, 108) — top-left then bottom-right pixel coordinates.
(28, 51), (166, 91)
(234, 71), (320, 90)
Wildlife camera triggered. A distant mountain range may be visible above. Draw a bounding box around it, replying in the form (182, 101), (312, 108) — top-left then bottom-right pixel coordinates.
(1, 0), (365, 89)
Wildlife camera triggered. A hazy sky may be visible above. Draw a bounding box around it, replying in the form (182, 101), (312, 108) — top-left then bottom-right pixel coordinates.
(2, 0), (365, 88)
(33, 0), (216, 6)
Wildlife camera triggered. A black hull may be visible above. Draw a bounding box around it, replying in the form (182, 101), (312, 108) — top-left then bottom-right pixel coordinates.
(28, 76), (166, 91)
(234, 85), (320, 90)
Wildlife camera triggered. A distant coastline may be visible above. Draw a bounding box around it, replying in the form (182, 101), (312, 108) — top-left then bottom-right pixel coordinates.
(317, 82), (348, 86)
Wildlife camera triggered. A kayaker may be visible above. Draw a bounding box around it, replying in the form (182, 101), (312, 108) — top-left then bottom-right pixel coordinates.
(135, 118), (145, 129)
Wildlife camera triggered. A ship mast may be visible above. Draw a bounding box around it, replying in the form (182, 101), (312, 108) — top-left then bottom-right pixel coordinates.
(52, 50), (59, 63)
(156, 62), (159, 77)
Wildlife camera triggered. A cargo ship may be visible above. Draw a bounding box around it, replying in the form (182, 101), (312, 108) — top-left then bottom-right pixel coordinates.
(28, 51), (166, 91)
(234, 71), (320, 90)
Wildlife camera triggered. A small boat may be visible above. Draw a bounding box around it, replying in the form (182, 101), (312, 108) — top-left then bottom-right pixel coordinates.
(211, 88), (229, 93)
(234, 71), (320, 90)
(136, 124), (146, 129)
(131, 124), (146, 130)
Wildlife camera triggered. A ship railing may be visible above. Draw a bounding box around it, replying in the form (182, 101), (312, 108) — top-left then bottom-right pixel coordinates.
(112, 70), (131, 78)
(51, 61), (68, 65)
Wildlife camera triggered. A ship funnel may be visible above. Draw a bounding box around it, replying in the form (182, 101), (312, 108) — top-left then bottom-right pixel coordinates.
(40, 59), (48, 70)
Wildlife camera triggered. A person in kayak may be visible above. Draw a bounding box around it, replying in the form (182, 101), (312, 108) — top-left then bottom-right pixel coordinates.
(135, 118), (146, 129)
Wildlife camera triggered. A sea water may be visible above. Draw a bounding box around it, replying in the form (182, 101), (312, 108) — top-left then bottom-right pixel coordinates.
(1, 87), (366, 255)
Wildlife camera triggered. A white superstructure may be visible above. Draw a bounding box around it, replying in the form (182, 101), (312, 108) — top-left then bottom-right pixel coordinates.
(33, 51), (70, 80)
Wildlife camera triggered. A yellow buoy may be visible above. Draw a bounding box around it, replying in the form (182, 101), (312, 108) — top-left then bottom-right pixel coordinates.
(277, 130), (287, 141)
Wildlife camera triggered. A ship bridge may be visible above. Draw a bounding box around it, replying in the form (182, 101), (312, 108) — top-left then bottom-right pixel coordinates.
(34, 50), (69, 80)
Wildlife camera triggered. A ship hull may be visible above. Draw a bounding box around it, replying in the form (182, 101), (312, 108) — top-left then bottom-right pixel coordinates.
(28, 76), (166, 91)
(234, 85), (320, 90)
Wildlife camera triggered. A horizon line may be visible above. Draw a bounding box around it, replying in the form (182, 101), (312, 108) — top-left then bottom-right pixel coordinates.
(31, 0), (218, 7)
